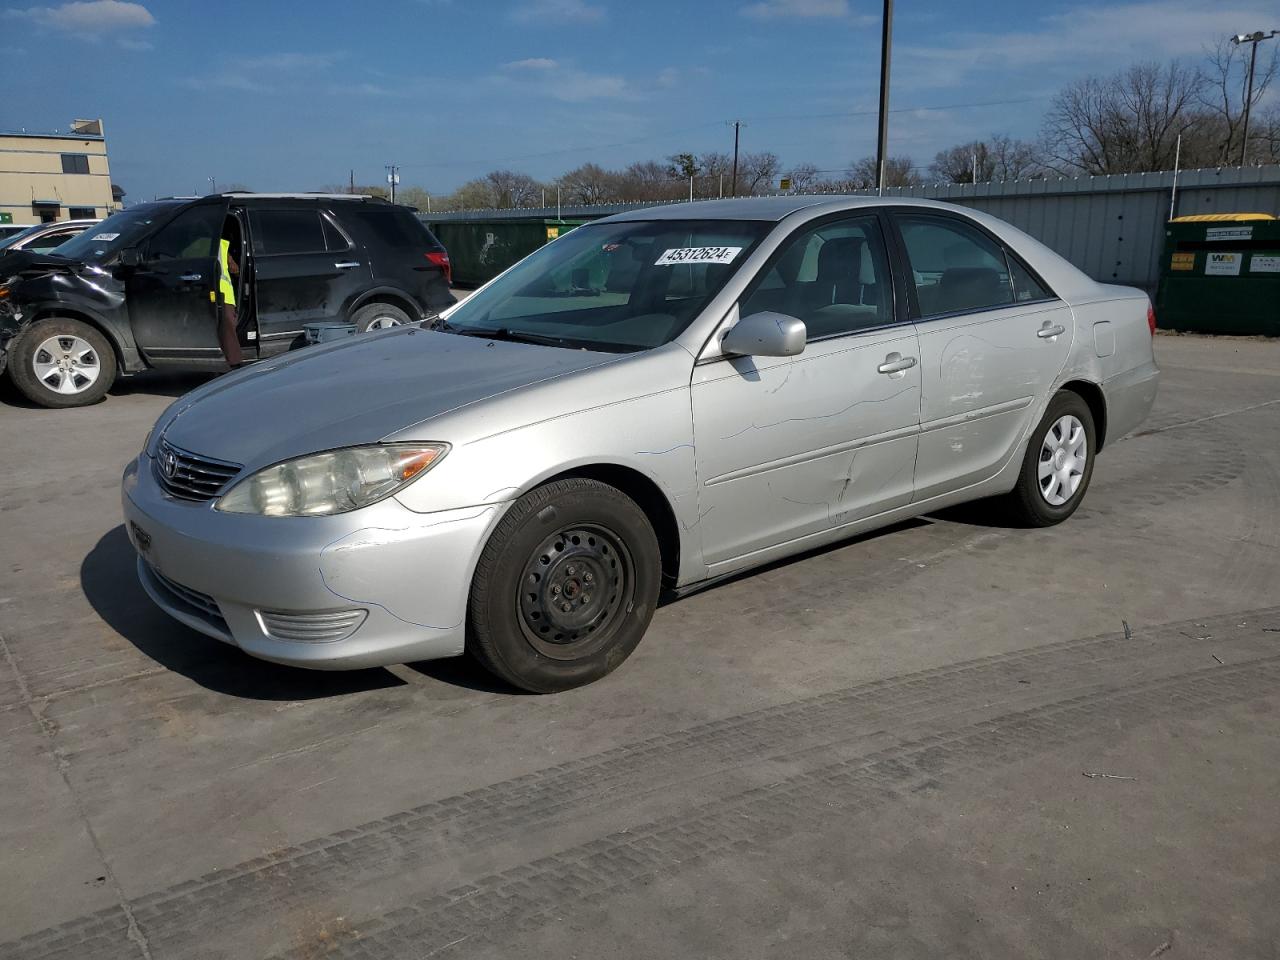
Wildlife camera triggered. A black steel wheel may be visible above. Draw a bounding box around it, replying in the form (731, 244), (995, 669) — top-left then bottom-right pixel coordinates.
(468, 478), (661, 692)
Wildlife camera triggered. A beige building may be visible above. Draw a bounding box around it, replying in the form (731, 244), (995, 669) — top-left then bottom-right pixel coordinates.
(0, 118), (116, 226)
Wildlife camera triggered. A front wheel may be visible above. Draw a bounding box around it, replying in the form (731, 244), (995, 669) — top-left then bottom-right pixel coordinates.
(467, 478), (662, 693)
(1001, 390), (1096, 527)
(8, 317), (117, 408)
(352, 302), (412, 333)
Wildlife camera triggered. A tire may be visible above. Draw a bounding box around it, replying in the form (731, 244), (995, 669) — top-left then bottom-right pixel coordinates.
(1001, 390), (1097, 527)
(8, 317), (117, 408)
(467, 478), (662, 693)
(352, 301), (413, 333)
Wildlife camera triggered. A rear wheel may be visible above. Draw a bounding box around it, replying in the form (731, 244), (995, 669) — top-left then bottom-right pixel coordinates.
(8, 317), (116, 408)
(467, 478), (661, 693)
(1001, 390), (1096, 527)
(352, 301), (412, 333)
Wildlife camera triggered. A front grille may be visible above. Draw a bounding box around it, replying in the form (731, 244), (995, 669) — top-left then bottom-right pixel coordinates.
(155, 439), (242, 502)
(256, 608), (367, 643)
(149, 566), (228, 631)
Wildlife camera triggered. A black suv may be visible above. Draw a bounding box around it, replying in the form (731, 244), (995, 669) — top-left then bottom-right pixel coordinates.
(0, 193), (454, 408)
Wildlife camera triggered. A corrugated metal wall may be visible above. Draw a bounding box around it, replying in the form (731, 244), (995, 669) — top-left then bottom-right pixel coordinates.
(422, 165), (1280, 294)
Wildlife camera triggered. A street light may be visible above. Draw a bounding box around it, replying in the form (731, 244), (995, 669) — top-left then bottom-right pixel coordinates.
(1231, 29), (1278, 166)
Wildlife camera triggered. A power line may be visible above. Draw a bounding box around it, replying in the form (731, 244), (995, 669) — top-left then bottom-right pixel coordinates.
(399, 95), (1050, 171)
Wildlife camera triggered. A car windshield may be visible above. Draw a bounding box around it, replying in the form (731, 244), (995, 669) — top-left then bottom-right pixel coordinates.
(0, 224), (47, 251)
(53, 206), (175, 263)
(442, 219), (771, 352)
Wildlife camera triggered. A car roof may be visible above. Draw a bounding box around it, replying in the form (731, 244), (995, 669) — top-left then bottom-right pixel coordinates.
(598, 194), (976, 224)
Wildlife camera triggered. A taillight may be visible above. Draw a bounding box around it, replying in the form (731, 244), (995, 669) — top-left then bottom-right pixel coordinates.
(1146, 302), (1156, 336)
(425, 251), (451, 285)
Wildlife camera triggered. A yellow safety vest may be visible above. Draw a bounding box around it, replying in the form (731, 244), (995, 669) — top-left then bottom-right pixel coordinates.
(217, 238), (236, 308)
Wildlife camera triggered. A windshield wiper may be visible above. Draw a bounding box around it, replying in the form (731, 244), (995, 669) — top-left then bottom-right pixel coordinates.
(451, 326), (570, 348)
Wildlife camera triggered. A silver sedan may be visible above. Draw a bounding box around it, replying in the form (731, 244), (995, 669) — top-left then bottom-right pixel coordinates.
(123, 196), (1159, 692)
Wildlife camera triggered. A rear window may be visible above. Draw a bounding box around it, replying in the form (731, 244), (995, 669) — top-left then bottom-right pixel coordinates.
(343, 207), (440, 249)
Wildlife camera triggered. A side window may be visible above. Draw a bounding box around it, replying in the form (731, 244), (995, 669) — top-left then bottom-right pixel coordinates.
(897, 216), (1013, 317)
(321, 214), (351, 252)
(29, 231), (75, 253)
(146, 205), (224, 261)
(740, 215), (894, 339)
(249, 209), (327, 256)
(1008, 256), (1052, 302)
(60, 154), (90, 175)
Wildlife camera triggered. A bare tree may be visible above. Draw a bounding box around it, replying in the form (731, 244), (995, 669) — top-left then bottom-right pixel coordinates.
(1196, 37), (1279, 164)
(484, 169), (541, 207)
(848, 155), (915, 188)
(738, 151), (781, 195)
(443, 178), (498, 210)
(1256, 104), (1280, 163)
(560, 163), (617, 204)
(1041, 61), (1203, 174)
(617, 160), (678, 201)
(784, 162), (821, 191)
(930, 135), (1042, 183)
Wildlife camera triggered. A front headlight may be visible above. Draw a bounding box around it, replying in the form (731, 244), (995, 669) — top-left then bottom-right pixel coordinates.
(215, 443), (448, 517)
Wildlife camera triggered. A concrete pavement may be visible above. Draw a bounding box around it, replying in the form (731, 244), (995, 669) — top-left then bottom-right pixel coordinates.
(1, 334), (1277, 959)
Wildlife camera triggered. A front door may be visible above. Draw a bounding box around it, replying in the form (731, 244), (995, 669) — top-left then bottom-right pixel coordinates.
(126, 200), (228, 362)
(691, 213), (921, 568)
(248, 206), (372, 354)
(890, 212), (1075, 501)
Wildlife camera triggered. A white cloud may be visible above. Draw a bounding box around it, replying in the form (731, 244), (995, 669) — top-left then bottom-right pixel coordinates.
(896, 1), (1279, 91)
(490, 57), (631, 102)
(503, 57), (559, 70)
(9, 0), (154, 32)
(189, 51), (348, 93)
(511, 0), (604, 23)
(741, 0), (849, 19)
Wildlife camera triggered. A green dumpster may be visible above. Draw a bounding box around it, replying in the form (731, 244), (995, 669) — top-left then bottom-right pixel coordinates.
(425, 217), (590, 286)
(1155, 214), (1280, 337)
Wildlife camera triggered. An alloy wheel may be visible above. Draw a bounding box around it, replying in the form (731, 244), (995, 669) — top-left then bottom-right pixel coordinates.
(32, 335), (101, 395)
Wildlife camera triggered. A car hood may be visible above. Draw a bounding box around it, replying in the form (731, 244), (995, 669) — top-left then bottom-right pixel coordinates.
(158, 327), (619, 468)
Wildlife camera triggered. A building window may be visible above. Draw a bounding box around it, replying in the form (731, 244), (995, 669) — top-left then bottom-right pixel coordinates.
(33, 202), (60, 223)
(61, 154), (91, 175)
(68, 207), (96, 220)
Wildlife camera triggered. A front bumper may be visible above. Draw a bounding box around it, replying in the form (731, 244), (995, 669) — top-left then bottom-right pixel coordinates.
(122, 453), (505, 669)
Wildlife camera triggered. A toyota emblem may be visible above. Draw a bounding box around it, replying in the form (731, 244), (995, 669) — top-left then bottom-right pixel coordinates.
(162, 450), (178, 478)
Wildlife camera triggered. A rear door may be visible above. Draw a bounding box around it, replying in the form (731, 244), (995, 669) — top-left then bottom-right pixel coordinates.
(248, 205), (372, 354)
(889, 211), (1074, 501)
(126, 200), (227, 362)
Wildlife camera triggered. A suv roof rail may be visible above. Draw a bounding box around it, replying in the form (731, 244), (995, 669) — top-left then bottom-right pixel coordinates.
(219, 192), (392, 201)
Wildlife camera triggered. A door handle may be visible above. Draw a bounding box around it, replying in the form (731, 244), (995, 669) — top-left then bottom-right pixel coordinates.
(877, 352), (918, 377)
(178, 272), (203, 282)
(334, 261), (361, 269)
(1037, 323), (1066, 339)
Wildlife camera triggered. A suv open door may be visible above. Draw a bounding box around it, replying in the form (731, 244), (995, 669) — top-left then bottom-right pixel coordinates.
(124, 198), (232, 364)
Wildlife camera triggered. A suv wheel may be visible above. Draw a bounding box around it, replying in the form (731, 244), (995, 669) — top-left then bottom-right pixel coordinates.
(8, 317), (117, 408)
(352, 302), (413, 333)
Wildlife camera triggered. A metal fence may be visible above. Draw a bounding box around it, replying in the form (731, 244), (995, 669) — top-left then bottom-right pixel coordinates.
(422, 165), (1280, 294)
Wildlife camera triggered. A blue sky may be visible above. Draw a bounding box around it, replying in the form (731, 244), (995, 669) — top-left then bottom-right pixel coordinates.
(3, 0), (1275, 201)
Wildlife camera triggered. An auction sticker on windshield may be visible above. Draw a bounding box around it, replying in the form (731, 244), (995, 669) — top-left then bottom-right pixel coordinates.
(91, 233), (120, 242)
(655, 246), (742, 266)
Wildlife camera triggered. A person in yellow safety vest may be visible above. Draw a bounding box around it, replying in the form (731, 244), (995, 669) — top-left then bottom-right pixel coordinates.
(216, 235), (243, 368)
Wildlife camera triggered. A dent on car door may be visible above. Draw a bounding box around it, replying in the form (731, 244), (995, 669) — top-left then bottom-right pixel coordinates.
(893, 213), (1074, 502)
(691, 214), (922, 569)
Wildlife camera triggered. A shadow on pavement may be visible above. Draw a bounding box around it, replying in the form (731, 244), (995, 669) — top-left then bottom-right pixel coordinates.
(109, 369), (219, 400)
(81, 525), (406, 700)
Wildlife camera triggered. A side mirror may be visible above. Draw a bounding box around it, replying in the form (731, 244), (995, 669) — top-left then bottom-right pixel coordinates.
(117, 247), (142, 269)
(721, 310), (806, 358)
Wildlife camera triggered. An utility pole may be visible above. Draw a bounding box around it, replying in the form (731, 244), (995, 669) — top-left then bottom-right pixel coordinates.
(689, 174), (694, 202)
(972, 152), (977, 184)
(208, 176), (216, 195)
(875, 0), (894, 195)
(729, 120), (742, 198)
(349, 169), (355, 194)
(385, 163), (399, 203)
(1232, 30), (1278, 166)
